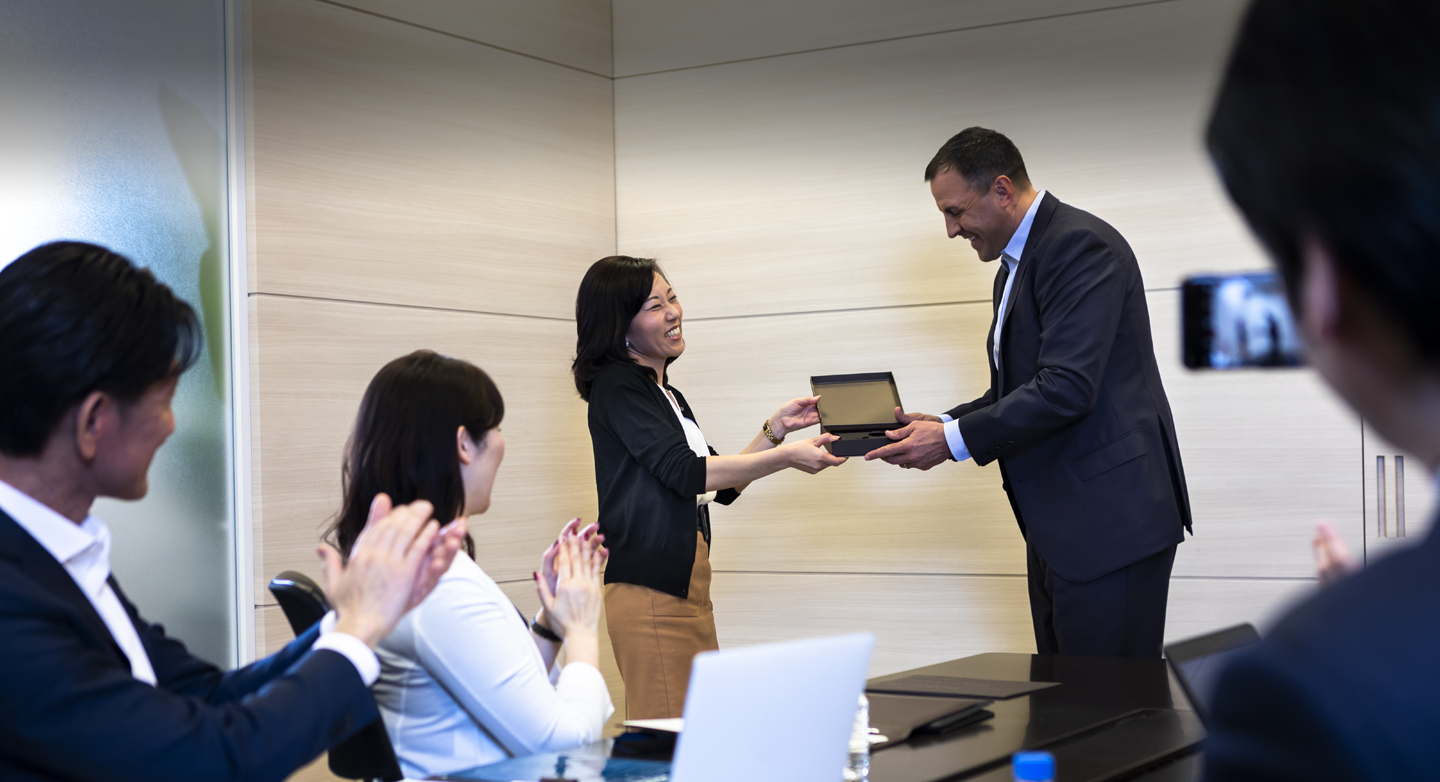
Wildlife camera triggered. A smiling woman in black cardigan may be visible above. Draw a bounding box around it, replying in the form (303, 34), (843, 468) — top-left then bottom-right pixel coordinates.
(572, 255), (845, 720)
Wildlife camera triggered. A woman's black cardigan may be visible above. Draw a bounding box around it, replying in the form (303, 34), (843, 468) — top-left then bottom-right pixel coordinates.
(587, 361), (739, 598)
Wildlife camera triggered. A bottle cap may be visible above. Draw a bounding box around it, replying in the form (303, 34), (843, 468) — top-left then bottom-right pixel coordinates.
(1012, 751), (1055, 781)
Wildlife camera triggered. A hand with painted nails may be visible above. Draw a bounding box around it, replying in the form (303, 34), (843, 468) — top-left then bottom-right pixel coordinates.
(534, 532), (606, 669)
(318, 493), (467, 647)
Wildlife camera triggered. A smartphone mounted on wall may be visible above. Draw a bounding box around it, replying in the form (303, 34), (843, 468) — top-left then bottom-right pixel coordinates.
(1181, 271), (1304, 369)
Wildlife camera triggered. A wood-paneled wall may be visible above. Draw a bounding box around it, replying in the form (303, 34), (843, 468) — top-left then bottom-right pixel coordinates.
(245, 2), (1368, 779)
(613, 0), (1360, 678)
(244, 2), (616, 779)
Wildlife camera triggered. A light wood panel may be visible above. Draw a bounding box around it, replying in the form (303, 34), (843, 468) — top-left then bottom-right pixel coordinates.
(615, 0), (1255, 319)
(330, 0), (613, 76)
(613, 0), (1138, 77)
(250, 294), (597, 599)
(248, 0), (614, 319)
(1164, 577), (1315, 644)
(1363, 423), (1437, 565)
(711, 572), (1034, 676)
(672, 301), (1023, 576)
(1150, 293), (1363, 578)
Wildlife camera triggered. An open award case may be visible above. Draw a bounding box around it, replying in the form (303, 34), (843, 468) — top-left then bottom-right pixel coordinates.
(810, 372), (904, 457)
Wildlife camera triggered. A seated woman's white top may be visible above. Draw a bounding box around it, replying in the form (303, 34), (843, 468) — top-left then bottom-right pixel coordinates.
(372, 553), (613, 779)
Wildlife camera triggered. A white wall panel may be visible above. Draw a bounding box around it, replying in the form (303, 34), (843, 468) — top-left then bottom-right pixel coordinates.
(672, 301), (1024, 576)
(613, 0), (1141, 77)
(250, 0), (613, 319)
(330, 0), (613, 75)
(711, 572), (1035, 678)
(250, 295), (596, 599)
(616, 0), (1254, 320)
(1151, 294), (1363, 578)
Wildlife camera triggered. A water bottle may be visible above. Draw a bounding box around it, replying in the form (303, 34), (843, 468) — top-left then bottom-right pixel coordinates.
(1012, 750), (1055, 782)
(842, 693), (870, 781)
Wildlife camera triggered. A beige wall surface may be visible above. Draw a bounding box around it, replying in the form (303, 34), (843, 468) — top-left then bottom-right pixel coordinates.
(245, 1), (1366, 776)
(614, 0), (1360, 668)
(244, 2), (621, 776)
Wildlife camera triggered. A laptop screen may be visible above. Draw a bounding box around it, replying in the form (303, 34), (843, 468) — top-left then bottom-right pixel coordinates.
(1164, 623), (1260, 725)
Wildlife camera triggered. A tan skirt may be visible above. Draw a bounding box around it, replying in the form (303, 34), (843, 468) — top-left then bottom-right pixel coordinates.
(604, 531), (719, 720)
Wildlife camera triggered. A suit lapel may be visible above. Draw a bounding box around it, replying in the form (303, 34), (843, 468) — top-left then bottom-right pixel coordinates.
(0, 508), (132, 668)
(993, 193), (1061, 394)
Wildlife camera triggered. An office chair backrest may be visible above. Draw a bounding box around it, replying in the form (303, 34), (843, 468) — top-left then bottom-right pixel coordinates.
(267, 571), (405, 782)
(268, 571), (329, 635)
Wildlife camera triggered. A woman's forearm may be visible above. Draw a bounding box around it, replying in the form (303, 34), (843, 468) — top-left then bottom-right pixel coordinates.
(562, 629), (600, 670)
(704, 448), (789, 491)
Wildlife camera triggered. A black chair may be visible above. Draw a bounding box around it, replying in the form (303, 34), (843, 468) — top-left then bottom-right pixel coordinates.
(268, 571), (405, 782)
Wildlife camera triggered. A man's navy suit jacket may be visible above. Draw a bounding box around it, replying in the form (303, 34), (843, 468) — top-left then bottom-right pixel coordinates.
(0, 509), (379, 781)
(1204, 521), (1440, 781)
(945, 193), (1192, 582)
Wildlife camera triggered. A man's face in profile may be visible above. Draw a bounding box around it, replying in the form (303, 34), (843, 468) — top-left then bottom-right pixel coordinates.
(930, 168), (1011, 263)
(90, 376), (179, 501)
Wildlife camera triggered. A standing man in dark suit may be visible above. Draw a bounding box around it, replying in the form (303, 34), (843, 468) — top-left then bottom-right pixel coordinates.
(0, 241), (466, 781)
(867, 128), (1191, 658)
(1201, 1), (1440, 778)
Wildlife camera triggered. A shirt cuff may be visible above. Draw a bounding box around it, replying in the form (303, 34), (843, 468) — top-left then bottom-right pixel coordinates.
(943, 418), (972, 462)
(313, 610), (381, 686)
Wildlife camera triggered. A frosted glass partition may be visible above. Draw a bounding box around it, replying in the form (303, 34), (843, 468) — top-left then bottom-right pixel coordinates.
(0, 1), (237, 666)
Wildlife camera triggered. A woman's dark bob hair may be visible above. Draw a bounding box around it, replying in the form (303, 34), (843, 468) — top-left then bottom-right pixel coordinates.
(327, 350), (504, 560)
(572, 255), (671, 401)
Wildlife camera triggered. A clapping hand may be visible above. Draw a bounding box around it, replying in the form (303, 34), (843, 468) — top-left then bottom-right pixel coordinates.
(535, 530), (606, 642)
(319, 493), (468, 647)
(539, 518), (605, 600)
(864, 407), (951, 471)
(1313, 520), (1358, 586)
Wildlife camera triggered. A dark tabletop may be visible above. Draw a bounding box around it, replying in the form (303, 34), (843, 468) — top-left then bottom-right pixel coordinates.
(866, 653), (1204, 782)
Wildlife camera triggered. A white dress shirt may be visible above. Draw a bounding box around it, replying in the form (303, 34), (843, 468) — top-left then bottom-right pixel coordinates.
(663, 386), (718, 506)
(372, 554), (614, 779)
(0, 478), (378, 686)
(941, 190), (1048, 462)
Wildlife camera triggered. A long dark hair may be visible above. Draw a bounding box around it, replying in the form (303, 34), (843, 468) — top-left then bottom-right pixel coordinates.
(327, 350), (504, 559)
(572, 255), (671, 401)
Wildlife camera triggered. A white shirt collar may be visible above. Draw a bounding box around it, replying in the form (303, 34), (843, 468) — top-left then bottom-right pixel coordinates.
(1000, 189), (1047, 268)
(0, 478), (111, 595)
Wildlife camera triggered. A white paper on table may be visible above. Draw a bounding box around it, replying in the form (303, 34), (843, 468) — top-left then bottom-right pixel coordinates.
(622, 718), (684, 733)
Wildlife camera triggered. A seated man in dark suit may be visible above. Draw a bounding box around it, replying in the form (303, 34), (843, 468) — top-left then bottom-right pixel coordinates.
(0, 241), (466, 781)
(1202, 1), (1440, 779)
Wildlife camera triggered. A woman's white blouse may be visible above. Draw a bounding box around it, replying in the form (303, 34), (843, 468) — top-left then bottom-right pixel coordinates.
(372, 554), (614, 779)
(661, 387), (717, 506)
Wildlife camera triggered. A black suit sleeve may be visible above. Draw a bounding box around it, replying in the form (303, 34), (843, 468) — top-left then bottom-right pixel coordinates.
(591, 368), (707, 497)
(956, 229), (1128, 464)
(1203, 647), (1367, 782)
(0, 577), (378, 782)
(944, 387), (996, 421)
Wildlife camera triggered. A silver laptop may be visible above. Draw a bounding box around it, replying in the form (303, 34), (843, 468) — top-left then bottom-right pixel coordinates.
(440, 633), (875, 782)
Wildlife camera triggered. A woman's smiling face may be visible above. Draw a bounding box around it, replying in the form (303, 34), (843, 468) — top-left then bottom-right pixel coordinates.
(625, 271), (684, 371)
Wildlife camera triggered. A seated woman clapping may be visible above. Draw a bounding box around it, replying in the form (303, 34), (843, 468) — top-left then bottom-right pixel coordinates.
(325, 350), (612, 779)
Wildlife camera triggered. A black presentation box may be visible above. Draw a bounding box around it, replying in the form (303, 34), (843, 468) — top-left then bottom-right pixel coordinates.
(810, 372), (904, 457)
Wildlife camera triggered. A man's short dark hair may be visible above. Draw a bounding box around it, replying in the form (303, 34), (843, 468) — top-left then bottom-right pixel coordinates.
(0, 242), (203, 456)
(924, 127), (1032, 191)
(1207, 0), (1440, 364)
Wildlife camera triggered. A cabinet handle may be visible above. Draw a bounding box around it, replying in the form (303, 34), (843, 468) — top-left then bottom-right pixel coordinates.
(1377, 455), (1387, 538)
(1396, 454), (1406, 538)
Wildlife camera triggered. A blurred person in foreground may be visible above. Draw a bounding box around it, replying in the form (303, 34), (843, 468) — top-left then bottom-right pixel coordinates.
(0, 242), (465, 782)
(1204, 1), (1440, 779)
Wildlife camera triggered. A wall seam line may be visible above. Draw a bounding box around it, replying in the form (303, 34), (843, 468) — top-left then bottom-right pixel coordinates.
(305, 0), (612, 80)
(613, 0), (1187, 79)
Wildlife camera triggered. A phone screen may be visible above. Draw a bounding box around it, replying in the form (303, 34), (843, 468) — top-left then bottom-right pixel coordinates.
(1182, 271), (1304, 369)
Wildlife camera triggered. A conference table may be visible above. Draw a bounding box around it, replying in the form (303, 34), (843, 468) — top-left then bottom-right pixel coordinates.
(444, 652), (1206, 782)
